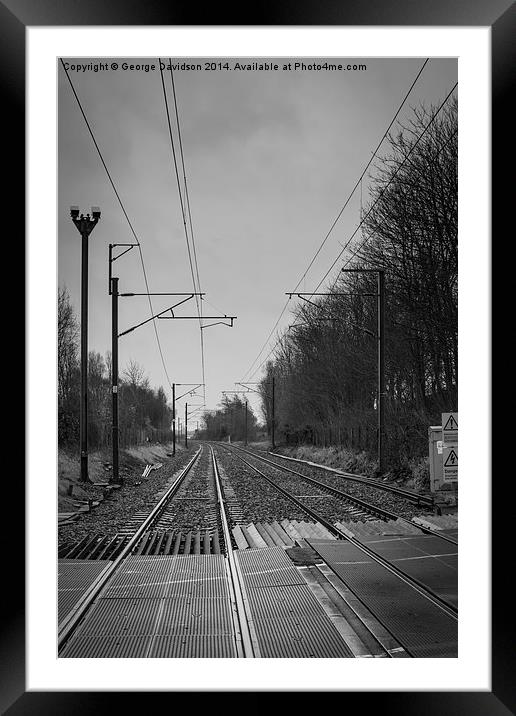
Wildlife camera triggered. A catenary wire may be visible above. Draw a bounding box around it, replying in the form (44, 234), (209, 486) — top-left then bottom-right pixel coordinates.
(60, 59), (173, 391)
(316, 83), (458, 292)
(159, 61), (207, 403)
(246, 82), (458, 380)
(169, 65), (207, 404)
(240, 59), (430, 383)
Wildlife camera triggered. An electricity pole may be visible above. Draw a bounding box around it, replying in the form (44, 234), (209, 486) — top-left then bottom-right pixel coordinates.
(71, 206), (101, 482)
(172, 383), (176, 456)
(222, 390), (249, 445)
(108, 238), (235, 480)
(271, 376), (275, 449)
(377, 270), (386, 474)
(185, 402), (188, 448)
(236, 380), (275, 449)
(111, 276), (119, 484)
(174, 383), (204, 453)
(287, 274), (386, 473)
(340, 269), (386, 473)
(108, 242), (219, 482)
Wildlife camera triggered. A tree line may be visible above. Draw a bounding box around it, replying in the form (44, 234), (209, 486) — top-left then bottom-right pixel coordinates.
(197, 395), (260, 443)
(58, 287), (173, 449)
(259, 98), (457, 468)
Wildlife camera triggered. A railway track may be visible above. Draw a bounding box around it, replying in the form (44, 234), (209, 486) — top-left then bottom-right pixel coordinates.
(210, 445), (259, 657)
(59, 442), (457, 658)
(234, 445), (457, 546)
(269, 450), (435, 507)
(59, 447), (224, 559)
(58, 445), (259, 656)
(225, 443), (458, 620)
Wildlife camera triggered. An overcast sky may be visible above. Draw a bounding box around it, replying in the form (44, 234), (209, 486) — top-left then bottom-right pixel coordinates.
(58, 57), (457, 421)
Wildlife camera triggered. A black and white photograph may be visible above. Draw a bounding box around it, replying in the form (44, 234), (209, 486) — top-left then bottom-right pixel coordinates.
(56, 55), (460, 660)
(5, 2), (501, 705)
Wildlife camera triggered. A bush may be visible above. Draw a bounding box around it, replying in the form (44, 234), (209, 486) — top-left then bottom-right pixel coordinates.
(279, 444), (378, 477)
(407, 456), (430, 491)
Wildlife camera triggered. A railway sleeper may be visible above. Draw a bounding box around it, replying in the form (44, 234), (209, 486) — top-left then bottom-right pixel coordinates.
(60, 526), (225, 559)
(130, 528), (224, 555)
(59, 533), (129, 560)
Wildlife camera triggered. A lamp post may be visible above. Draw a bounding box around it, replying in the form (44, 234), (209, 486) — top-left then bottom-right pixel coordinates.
(70, 206), (100, 482)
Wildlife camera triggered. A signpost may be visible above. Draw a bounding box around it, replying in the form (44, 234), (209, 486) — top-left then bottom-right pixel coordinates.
(443, 445), (458, 482)
(441, 412), (458, 484)
(442, 412), (458, 444)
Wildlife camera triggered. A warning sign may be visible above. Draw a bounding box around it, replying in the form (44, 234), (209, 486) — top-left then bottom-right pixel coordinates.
(442, 412), (458, 443)
(444, 448), (457, 467)
(443, 445), (458, 482)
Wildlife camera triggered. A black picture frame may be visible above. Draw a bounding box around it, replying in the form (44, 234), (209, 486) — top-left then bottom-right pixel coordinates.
(10, 0), (509, 712)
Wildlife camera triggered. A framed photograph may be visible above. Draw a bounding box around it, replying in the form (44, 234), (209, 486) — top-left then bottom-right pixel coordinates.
(12, 0), (507, 710)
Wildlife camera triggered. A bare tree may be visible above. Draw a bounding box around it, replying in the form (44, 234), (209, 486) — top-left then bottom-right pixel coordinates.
(58, 286), (79, 405)
(58, 287), (80, 444)
(123, 359), (149, 389)
(198, 396), (258, 442)
(262, 96), (457, 467)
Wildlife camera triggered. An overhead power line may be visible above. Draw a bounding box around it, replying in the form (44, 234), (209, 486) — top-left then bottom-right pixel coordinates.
(292, 58), (430, 294)
(317, 82), (458, 291)
(246, 80), (458, 381)
(60, 59), (173, 391)
(169, 69), (203, 309)
(240, 59), (431, 382)
(159, 59), (206, 404)
(170, 67), (207, 406)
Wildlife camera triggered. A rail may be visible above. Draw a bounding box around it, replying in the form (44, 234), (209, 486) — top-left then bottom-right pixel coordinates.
(58, 447), (202, 650)
(227, 444), (457, 620)
(250, 447), (457, 546)
(210, 445), (259, 657)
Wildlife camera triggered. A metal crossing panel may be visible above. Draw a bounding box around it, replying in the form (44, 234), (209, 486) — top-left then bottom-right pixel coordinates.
(358, 534), (458, 607)
(58, 559), (111, 625)
(310, 540), (458, 657)
(60, 554), (237, 658)
(236, 547), (353, 658)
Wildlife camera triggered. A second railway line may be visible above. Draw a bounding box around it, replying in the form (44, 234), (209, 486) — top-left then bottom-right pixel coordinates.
(223, 444), (456, 543)
(58, 440), (458, 658)
(219, 444), (458, 614)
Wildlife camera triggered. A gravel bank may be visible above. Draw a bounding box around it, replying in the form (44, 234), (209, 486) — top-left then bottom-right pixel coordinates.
(58, 447), (197, 548)
(237, 448), (434, 521)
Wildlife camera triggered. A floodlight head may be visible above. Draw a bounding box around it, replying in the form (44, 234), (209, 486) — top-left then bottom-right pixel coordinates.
(91, 207), (101, 220)
(70, 206), (80, 219)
